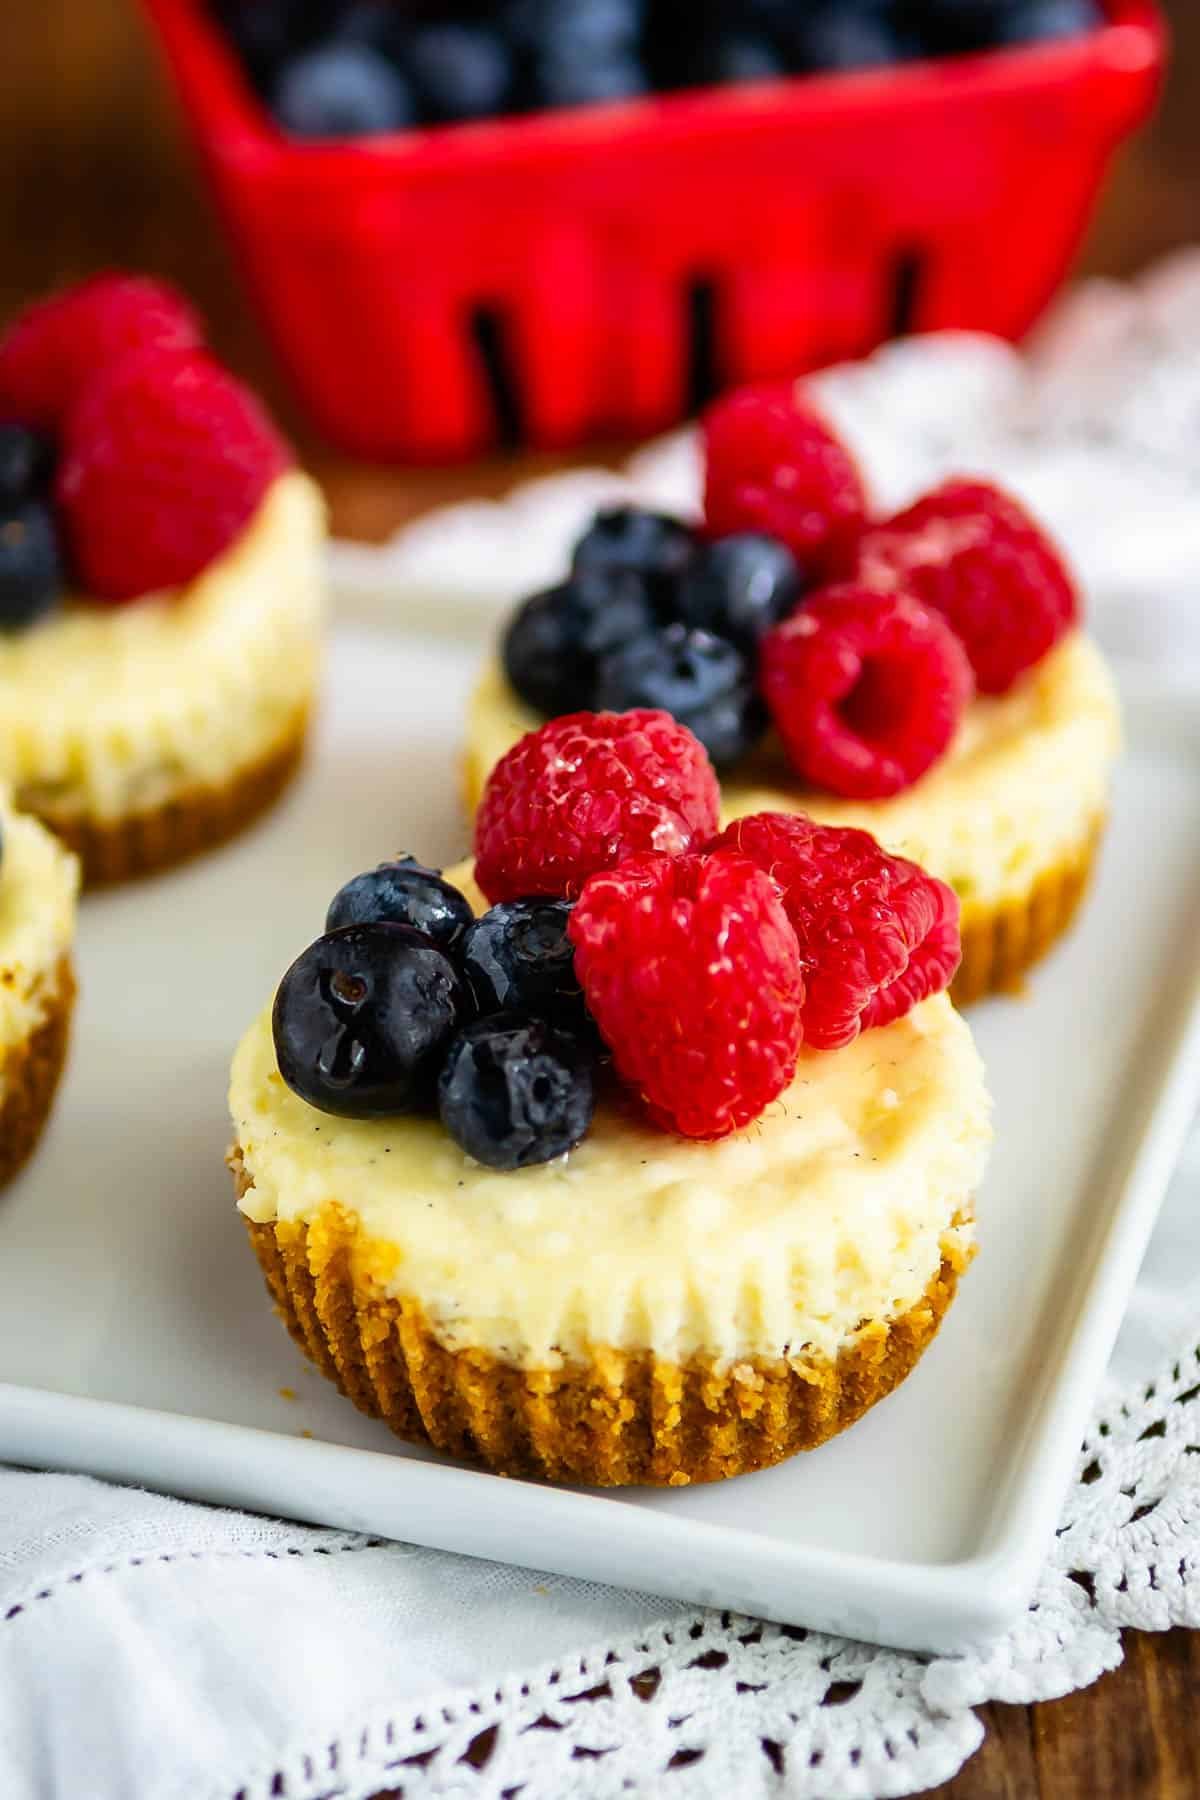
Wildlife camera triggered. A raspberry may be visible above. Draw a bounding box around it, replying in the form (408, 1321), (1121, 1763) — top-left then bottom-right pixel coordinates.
(710, 812), (961, 1049)
(759, 584), (973, 799)
(703, 382), (868, 575)
(852, 478), (1078, 695)
(474, 710), (720, 904)
(56, 347), (292, 602)
(0, 274), (203, 432)
(569, 851), (804, 1138)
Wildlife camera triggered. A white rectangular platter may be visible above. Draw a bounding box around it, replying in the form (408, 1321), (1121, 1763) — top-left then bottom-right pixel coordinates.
(2, 626), (1198, 1655)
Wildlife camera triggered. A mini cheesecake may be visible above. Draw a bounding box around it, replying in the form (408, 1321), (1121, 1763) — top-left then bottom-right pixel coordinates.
(230, 862), (991, 1487)
(0, 791), (78, 1189)
(465, 628), (1118, 1006)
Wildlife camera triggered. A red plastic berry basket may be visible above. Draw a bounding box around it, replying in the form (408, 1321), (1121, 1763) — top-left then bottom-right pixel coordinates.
(139, 0), (1165, 463)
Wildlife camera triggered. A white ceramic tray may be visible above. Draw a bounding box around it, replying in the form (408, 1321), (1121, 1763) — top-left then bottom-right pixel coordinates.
(2, 628), (1198, 1656)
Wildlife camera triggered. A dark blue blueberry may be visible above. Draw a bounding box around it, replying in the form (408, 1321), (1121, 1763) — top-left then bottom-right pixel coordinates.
(272, 43), (416, 138)
(536, 53), (648, 108)
(0, 503), (62, 634)
(683, 33), (786, 85)
(596, 623), (765, 769)
(506, 0), (641, 59)
(273, 923), (467, 1118)
(502, 570), (656, 717)
(571, 507), (696, 618)
(438, 1013), (595, 1170)
(788, 8), (917, 72)
(406, 25), (514, 122)
(459, 900), (590, 1031)
(992, 0), (1100, 45)
(326, 856), (474, 953)
(0, 425), (54, 505)
(675, 533), (801, 649)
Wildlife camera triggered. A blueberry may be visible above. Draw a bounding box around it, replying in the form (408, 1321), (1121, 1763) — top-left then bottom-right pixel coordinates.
(507, 0), (641, 59)
(273, 43), (416, 138)
(273, 923), (467, 1118)
(681, 33), (786, 85)
(460, 900), (590, 1031)
(406, 25), (514, 122)
(0, 503), (62, 634)
(992, 0), (1100, 45)
(596, 623), (765, 769)
(438, 1014), (595, 1170)
(0, 425), (54, 505)
(213, 0), (338, 88)
(788, 8), (916, 72)
(536, 53), (648, 108)
(676, 534), (801, 649)
(571, 507), (696, 618)
(502, 570), (655, 717)
(325, 856), (474, 952)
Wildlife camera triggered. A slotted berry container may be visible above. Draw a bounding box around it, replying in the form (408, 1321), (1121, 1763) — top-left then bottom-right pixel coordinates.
(140, 0), (1164, 463)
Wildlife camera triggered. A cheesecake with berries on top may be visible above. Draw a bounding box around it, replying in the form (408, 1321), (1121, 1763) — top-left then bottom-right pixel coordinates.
(0, 275), (324, 886)
(231, 710), (990, 1487)
(464, 382), (1119, 1004)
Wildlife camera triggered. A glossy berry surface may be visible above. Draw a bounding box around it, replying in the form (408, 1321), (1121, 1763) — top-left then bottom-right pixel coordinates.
(438, 1013), (596, 1170)
(406, 25), (513, 121)
(0, 503), (63, 633)
(459, 899), (589, 1031)
(0, 274), (203, 433)
(595, 623), (764, 770)
(569, 850), (804, 1138)
(710, 812), (961, 1049)
(502, 571), (655, 717)
(325, 856), (474, 953)
(703, 384), (868, 576)
(675, 532), (801, 649)
(0, 425), (54, 505)
(273, 43), (416, 137)
(474, 708), (720, 904)
(571, 507), (697, 617)
(852, 478), (1078, 694)
(760, 584), (973, 799)
(273, 923), (467, 1118)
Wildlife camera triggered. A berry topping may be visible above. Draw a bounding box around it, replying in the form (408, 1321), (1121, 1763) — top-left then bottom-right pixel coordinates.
(571, 506), (697, 616)
(273, 923), (467, 1119)
(760, 585), (973, 799)
(0, 274), (203, 432)
(459, 899), (590, 1032)
(326, 856), (474, 953)
(438, 1013), (596, 1170)
(502, 571), (655, 717)
(0, 424), (54, 504)
(703, 383), (868, 574)
(569, 851), (804, 1138)
(675, 531), (803, 650)
(710, 813), (961, 1049)
(474, 709), (720, 904)
(851, 478), (1078, 695)
(595, 623), (764, 770)
(0, 503), (63, 634)
(56, 347), (292, 602)
(406, 23), (514, 121)
(273, 42), (417, 137)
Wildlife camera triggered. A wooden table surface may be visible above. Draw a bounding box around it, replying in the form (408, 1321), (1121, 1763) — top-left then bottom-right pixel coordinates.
(2, 5), (1198, 1796)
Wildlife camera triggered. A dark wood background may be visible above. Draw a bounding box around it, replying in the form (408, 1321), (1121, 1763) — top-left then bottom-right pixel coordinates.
(2, 5), (1198, 1795)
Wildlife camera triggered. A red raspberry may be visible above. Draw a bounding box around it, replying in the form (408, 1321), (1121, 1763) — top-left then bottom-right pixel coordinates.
(569, 851), (804, 1138)
(710, 812), (961, 1049)
(759, 584), (973, 799)
(703, 382), (868, 575)
(56, 347), (292, 602)
(852, 478), (1078, 695)
(0, 273), (204, 432)
(475, 710), (719, 904)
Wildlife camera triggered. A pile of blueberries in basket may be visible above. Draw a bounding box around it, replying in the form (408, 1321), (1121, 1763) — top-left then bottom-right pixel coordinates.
(212, 0), (1104, 140)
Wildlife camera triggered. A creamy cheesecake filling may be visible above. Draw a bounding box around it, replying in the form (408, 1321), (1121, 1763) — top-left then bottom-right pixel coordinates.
(0, 473), (325, 823)
(232, 990), (990, 1370)
(0, 795), (78, 1062)
(466, 631), (1120, 916)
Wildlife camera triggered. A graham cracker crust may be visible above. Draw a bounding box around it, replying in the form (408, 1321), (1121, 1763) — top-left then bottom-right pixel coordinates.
(233, 1149), (971, 1487)
(951, 818), (1104, 1007)
(0, 956), (75, 1190)
(27, 707), (311, 889)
